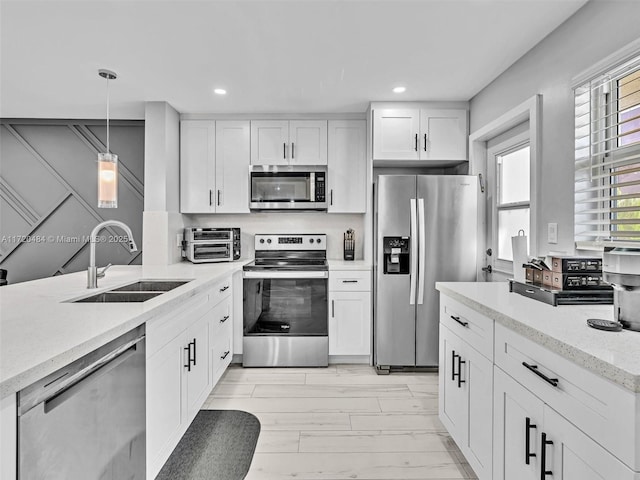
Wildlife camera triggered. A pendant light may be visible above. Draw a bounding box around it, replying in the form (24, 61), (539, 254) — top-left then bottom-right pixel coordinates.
(98, 69), (118, 208)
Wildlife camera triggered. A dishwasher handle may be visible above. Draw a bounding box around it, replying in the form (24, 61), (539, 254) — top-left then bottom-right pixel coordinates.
(20, 335), (145, 416)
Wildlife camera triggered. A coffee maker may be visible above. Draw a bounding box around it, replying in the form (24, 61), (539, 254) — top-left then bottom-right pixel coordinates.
(603, 248), (640, 331)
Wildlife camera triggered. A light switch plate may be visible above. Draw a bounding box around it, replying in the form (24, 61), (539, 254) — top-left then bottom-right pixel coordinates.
(548, 223), (558, 244)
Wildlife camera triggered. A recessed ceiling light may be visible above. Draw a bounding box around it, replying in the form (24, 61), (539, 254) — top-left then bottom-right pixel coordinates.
(214, 88), (227, 95)
(393, 86), (406, 94)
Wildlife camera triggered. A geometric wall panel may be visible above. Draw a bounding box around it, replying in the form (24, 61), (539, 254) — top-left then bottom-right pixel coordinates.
(0, 120), (144, 284)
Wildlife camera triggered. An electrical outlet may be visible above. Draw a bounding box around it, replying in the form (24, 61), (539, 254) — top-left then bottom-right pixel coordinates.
(548, 223), (558, 244)
(177, 233), (183, 248)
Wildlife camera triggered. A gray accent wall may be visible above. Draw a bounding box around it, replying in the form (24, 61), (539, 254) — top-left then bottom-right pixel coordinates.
(469, 0), (640, 255)
(0, 120), (144, 284)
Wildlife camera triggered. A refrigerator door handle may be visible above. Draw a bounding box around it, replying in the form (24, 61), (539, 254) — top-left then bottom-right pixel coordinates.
(409, 198), (418, 305)
(417, 198), (426, 304)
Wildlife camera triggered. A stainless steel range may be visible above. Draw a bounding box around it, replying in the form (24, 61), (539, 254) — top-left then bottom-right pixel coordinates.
(243, 234), (328, 367)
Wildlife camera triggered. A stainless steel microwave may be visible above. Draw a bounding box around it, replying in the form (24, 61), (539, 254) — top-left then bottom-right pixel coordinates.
(249, 165), (327, 210)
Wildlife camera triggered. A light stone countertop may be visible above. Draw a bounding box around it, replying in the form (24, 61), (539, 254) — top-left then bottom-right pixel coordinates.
(436, 281), (640, 393)
(0, 261), (250, 399)
(328, 260), (372, 270)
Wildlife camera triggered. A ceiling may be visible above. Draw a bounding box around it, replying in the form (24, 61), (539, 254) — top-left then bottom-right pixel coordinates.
(0, 0), (587, 119)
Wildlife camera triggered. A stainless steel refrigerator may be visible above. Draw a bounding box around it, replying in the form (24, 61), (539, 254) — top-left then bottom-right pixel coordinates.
(374, 175), (478, 370)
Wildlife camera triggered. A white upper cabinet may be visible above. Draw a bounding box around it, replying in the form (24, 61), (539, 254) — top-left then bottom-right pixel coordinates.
(180, 120), (216, 213)
(250, 120), (289, 165)
(420, 109), (467, 160)
(215, 121), (250, 213)
(373, 107), (468, 162)
(180, 120), (250, 213)
(373, 109), (421, 160)
(327, 120), (367, 213)
(251, 120), (327, 165)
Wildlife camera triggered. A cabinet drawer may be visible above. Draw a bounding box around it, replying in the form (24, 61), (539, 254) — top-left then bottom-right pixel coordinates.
(495, 323), (639, 470)
(440, 295), (494, 360)
(329, 270), (371, 291)
(210, 276), (232, 305)
(210, 297), (232, 339)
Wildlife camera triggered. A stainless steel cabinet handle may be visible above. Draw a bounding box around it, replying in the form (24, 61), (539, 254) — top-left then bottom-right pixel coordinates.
(220, 315), (230, 323)
(522, 362), (559, 387)
(221, 351), (230, 360)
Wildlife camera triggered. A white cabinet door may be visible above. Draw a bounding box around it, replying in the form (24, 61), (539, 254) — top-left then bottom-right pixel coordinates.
(184, 311), (211, 421)
(439, 324), (467, 442)
(327, 120), (366, 213)
(328, 290), (371, 355)
(251, 120), (289, 165)
(420, 109), (467, 161)
(146, 333), (185, 479)
(180, 120), (215, 213)
(544, 406), (637, 480)
(372, 109), (420, 160)
(215, 121), (250, 213)
(289, 120), (327, 165)
(493, 367), (544, 480)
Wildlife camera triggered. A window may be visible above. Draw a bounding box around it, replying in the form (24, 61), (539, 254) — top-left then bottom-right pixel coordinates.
(574, 53), (640, 248)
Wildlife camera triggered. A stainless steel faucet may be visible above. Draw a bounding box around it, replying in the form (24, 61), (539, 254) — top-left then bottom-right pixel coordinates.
(87, 220), (138, 288)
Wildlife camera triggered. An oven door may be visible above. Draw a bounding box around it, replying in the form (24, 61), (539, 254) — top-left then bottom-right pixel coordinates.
(243, 271), (328, 336)
(186, 242), (232, 263)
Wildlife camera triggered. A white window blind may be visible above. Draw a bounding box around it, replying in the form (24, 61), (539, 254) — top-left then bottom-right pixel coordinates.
(575, 53), (640, 248)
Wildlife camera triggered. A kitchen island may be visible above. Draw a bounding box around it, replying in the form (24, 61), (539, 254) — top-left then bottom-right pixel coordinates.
(0, 261), (248, 480)
(436, 281), (640, 480)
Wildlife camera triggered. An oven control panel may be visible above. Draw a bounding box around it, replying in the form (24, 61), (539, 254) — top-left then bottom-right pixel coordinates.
(255, 234), (327, 251)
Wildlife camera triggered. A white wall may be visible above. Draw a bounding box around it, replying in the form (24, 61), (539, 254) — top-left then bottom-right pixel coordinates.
(469, 0), (640, 256)
(185, 213), (365, 261)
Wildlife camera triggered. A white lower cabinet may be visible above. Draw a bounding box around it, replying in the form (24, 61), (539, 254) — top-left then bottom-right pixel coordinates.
(328, 269), (371, 357)
(494, 367), (636, 480)
(146, 277), (233, 480)
(439, 324), (493, 480)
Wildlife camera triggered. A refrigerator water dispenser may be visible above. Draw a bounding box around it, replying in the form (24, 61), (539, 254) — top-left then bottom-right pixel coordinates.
(383, 237), (410, 274)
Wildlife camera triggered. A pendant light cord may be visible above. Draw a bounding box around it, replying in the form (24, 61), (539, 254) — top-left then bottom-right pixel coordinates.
(106, 76), (110, 154)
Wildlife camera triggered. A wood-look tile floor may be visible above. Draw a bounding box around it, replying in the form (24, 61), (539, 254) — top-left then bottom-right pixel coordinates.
(203, 364), (478, 480)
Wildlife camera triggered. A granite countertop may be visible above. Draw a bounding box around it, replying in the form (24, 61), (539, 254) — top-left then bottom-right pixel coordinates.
(436, 281), (640, 393)
(0, 261), (250, 399)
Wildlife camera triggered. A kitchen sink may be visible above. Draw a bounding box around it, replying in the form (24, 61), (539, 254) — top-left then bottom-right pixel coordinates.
(109, 280), (191, 292)
(71, 279), (193, 303)
(74, 291), (164, 303)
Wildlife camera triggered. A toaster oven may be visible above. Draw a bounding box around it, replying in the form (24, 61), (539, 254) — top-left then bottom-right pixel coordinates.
(183, 227), (241, 263)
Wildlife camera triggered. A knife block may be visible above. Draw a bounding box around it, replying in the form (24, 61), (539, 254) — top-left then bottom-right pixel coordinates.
(343, 233), (355, 261)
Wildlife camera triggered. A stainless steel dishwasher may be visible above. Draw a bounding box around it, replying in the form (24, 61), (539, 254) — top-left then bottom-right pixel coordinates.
(18, 325), (146, 480)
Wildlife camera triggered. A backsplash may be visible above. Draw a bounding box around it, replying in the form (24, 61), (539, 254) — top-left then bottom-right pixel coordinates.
(184, 212), (365, 260)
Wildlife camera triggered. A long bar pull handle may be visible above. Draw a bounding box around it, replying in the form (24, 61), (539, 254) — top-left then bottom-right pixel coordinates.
(332, 300), (335, 318)
(451, 315), (469, 328)
(217, 189), (221, 206)
(451, 350), (458, 382)
(525, 417), (537, 465)
(409, 199), (418, 305)
(192, 338), (197, 366)
(540, 432), (553, 479)
(220, 315), (230, 323)
(457, 356), (466, 388)
(209, 189), (213, 206)
(522, 362), (559, 387)
(291, 142), (295, 159)
(330, 190), (333, 206)
(221, 351), (230, 360)
(423, 133), (427, 152)
(414, 133), (418, 151)
(220, 285), (230, 293)
(417, 198), (425, 304)
(283, 142), (286, 159)
(184, 344), (191, 372)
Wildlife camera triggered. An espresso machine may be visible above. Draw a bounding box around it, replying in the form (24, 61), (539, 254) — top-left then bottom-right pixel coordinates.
(603, 248), (640, 331)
